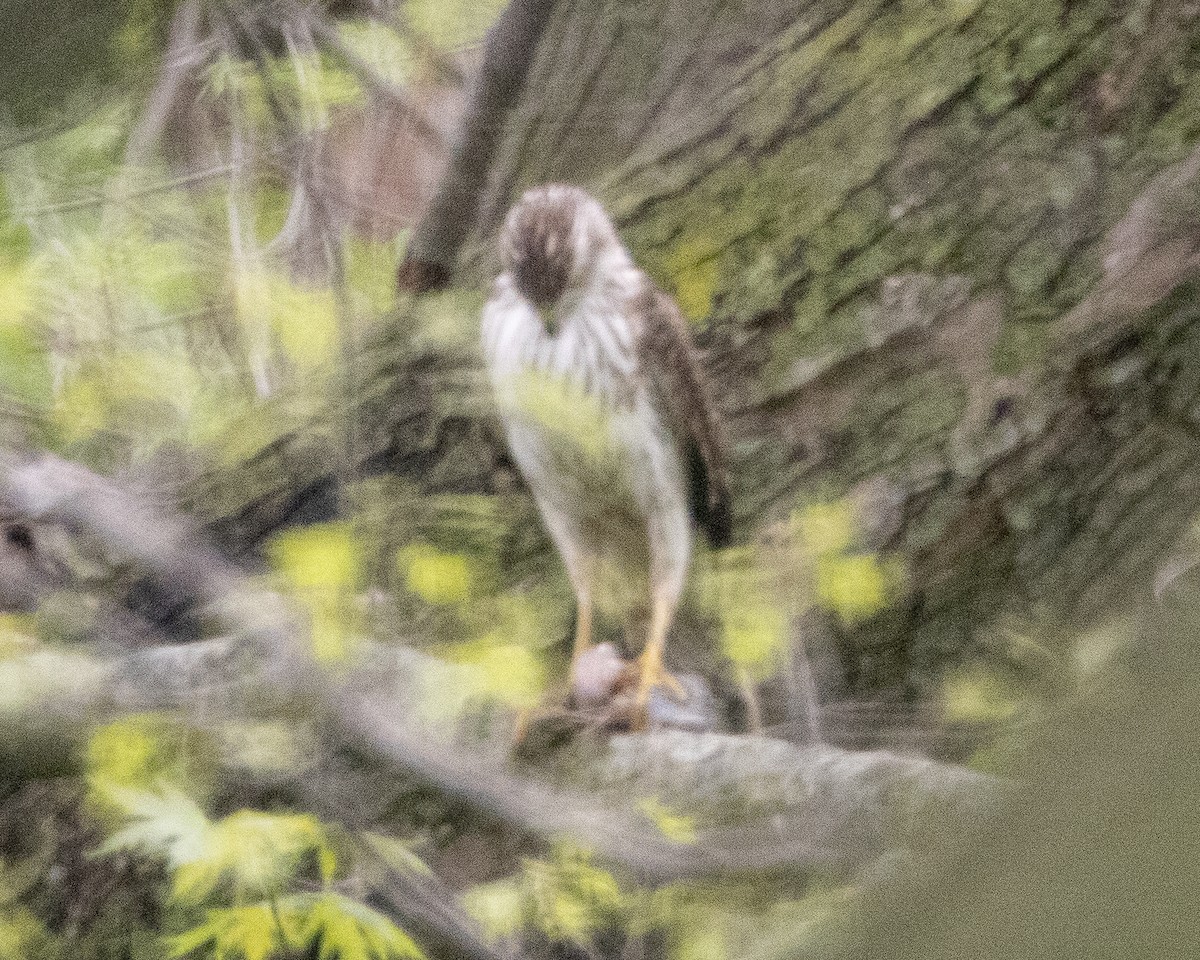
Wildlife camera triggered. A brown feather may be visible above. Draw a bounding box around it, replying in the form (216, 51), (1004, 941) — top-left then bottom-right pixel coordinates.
(501, 186), (579, 309)
(632, 281), (732, 546)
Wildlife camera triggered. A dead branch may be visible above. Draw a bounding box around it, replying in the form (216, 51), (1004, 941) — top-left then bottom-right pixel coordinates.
(119, 0), (208, 173)
(396, 0), (558, 292)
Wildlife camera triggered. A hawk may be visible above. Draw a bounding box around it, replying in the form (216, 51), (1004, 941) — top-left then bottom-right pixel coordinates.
(481, 184), (732, 716)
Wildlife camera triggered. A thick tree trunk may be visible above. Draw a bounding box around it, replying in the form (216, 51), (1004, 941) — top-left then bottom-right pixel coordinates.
(192, 0), (1200, 699)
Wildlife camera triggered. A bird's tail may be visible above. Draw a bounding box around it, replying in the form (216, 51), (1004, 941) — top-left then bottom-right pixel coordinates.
(687, 444), (733, 547)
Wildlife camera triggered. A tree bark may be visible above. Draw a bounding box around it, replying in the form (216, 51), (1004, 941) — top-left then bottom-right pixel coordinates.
(188, 0), (1200, 699)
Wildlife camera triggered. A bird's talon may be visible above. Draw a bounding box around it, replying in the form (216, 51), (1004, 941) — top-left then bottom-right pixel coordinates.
(635, 651), (688, 708)
(667, 674), (688, 701)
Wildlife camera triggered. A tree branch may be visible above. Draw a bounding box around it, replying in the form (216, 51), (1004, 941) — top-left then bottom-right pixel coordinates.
(0, 453), (995, 889)
(396, 0), (558, 293)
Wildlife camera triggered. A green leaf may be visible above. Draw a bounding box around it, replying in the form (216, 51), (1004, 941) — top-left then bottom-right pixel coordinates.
(0, 256), (49, 406)
(405, 0), (506, 49)
(86, 717), (169, 791)
(98, 784), (333, 905)
(0, 179), (32, 263)
(346, 238), (407, 312)
(941, 666), (1020, 724)
(112, 238), (204, 316)
(397, 544), (473, 606)
(525, 846), (622, 945)
(271, 525), (362, 662)
(0, 906), (51, 960)
(662, 236), (722, 323)
(0, 259), (42, 328)
(237, 268), (340, 370)
(636, 798), (697, 844)
(94, 783), (211, 868)
(309, 595), (357, 663)
(719, 602), (787, 676)
(301, 892), (424, 960)
(335, 24), (418, 88)
(795, 501), (854, 556)
(169, 900), (290, 960)
(171, 810), (330, 904)
(0, 323), (49, 407)
(271, 524), (361, 593)
(175, 892), (424, 960)
(54, 368), (110, 444)
(444, 640), (546, 711)
(463, 880), (524, 942)
(815, 553), (889, 626)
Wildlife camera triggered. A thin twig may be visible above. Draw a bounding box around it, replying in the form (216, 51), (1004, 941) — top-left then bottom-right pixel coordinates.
(304, 13), (445, 147)
(17, 164), (239, 218)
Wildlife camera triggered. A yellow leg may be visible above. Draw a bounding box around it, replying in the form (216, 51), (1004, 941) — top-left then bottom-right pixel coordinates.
(572, 592), (593, 662)
(567, 552), (595, 668)
(513, 706), (533, 745)
(635, 591), (687, 715)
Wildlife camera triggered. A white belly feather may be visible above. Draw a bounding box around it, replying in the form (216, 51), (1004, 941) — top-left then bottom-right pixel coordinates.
(482, 275), (692, 601)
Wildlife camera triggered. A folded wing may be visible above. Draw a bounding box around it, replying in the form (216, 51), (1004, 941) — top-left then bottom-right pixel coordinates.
(633, 281), (732, 547)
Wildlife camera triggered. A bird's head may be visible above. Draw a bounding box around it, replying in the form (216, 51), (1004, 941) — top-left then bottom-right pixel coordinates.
(499, 184), (621, 324)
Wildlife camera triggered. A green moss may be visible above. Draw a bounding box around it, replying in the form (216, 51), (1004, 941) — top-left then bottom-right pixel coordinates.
(479, 0), (1200, 693)
(662, 236), (723, 323)
(994, 320), (1050, 375)
(840, 369), (967, 480)
(624, 0), (1129, 374)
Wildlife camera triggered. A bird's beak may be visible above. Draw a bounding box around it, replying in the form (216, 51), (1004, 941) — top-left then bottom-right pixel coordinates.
(538, 303), (560, 334)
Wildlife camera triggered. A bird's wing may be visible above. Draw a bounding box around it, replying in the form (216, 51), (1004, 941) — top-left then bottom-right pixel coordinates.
(633, 280), (732, 546)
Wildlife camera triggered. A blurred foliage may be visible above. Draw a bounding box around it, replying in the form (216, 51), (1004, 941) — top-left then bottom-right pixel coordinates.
(272, 523), (364, 662)
(662, 237), (721, 324)
(0, 5), (517, 958)
(0, 0), (170, 127)
(0, 904), (56, 960)
(0, 2), (1194, 960)
(90, 772), (424, 960)
(465, 844), (624, 949)
(237, 269), (340, 370)
(697, 498), (900, 683)
(397, 543), (473, 606)
(404, 0), (506, 49)
(86, 716), (218, 814)
(745, 590), (1200, 960)
(939, 664), (1021, 726)
(173, 892), (424, 960)
(463, 841), (845, 960)
(635, 797), (698, 844)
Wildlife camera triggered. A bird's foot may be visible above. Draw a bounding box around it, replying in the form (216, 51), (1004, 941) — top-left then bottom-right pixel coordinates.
(634, 647), (688, 715)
